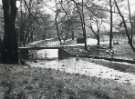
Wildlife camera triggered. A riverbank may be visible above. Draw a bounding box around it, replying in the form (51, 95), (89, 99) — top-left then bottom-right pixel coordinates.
(0, 63), (135, 99)
(63, 40), (135, 66)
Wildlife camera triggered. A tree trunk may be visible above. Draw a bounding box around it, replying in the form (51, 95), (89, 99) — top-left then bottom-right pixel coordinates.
(97, 35), (100, 46)
(70, 0), (87, 50)
(55, 11), (62, 44)
(109, 0), (113, 49)
(81, 0), (87, 50)
(72, 31), (74, 40)
(127, 0), (133, 41)
(89, 21), (100, 46)
(1, 0), (18, 64)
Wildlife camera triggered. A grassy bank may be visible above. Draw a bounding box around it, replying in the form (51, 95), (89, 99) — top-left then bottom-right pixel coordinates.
(0, 64), (135, 99)
(64, 40), (135, 62)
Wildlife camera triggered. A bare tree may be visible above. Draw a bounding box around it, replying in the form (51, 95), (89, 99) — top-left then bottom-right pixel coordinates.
(85, 1), (107, 47)
(17, 0), (53, 46)
(127, 0), (133, 41)
(71, 0), (87, 50)
(55, 8), (62, 43)
(89, 18), (103, 46)
(114, 0), (135, 52)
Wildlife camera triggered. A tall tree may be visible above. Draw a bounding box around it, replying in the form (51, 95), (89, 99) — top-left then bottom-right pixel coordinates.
(127, 0), (133, 41)
(55, 8), (62, 43)
(71, 0), (88, 50)
(85, 1), (106, 47)
(81, 0), (87, 50)
(109, 0), (113, 49)
(2, 0), (18, 63)
(89, 18), (102, 46)
(114, 0), (135, 52)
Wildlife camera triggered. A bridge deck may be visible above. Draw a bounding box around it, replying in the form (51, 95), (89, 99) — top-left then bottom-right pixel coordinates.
(19, 46), (62, 50)
(19, 44), (85, 50)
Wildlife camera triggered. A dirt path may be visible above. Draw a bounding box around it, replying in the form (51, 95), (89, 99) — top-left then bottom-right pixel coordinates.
(27, 58), (135, 87)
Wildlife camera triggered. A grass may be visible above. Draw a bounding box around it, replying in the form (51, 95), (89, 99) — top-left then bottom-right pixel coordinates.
(65, 40), (135, 60)
(0, 64), (135, 99)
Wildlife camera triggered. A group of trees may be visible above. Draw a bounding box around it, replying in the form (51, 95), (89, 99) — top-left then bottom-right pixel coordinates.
(54, 0), (106, 49)
(0, 0), (135, 64)
(17, 0), (53, 46)
(0, 0), (52, 63)
(113, 0), (135, 51)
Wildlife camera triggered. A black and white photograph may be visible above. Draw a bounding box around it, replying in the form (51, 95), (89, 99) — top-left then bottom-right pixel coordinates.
(0, 0), (135, 99)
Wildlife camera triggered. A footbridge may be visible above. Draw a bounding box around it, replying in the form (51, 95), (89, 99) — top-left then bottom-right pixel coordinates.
(18, 39), (79, 61)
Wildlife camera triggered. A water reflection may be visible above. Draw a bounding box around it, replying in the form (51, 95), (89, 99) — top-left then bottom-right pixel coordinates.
(30, 49), (59, 60)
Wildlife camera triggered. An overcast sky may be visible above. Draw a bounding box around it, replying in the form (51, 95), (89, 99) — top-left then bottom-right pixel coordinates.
(0, 0), (135, 15)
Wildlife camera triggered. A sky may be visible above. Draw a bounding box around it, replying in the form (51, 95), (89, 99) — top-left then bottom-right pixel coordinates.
(43, 0), (135, 16)
(0, 0), (135, 16)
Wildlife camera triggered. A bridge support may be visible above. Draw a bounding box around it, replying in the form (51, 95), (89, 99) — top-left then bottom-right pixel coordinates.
(58, 48), (72, 59)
